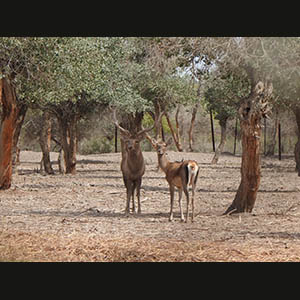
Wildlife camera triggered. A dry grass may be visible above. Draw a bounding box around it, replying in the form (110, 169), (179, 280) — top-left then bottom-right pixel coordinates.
(2, 229), (300, 262)
(1, 151), (300, 262)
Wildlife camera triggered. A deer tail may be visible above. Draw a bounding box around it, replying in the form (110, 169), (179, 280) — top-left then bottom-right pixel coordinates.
(187, 161), (199, 186)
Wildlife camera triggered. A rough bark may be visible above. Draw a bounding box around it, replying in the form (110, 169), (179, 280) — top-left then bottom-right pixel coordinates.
(211, 117), (228, 164)
(57, 114), (78, 175)
(188, 103), (199, 152)
(39, 111), (54, 175)
(0, 78), (18, 189)
(294, 106), (300, 176)
(58, 149), (66, 174)
(224, 80), (273, 215)
(265, 112), (279, 156)
(175, 105), (182, 148)
(12, 102), (27, 171)
(224, 117), (261, 214)
(164, 111), (183, 152)
(154, 103), (163, 140)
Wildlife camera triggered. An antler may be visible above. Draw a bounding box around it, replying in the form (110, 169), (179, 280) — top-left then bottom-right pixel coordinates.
(112, 108), (131, 137)
(112, 106), (164, 139)
(139, 110), (164, 137)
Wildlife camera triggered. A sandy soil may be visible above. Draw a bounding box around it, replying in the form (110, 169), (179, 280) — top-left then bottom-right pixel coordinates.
(1, 150), (300, 261)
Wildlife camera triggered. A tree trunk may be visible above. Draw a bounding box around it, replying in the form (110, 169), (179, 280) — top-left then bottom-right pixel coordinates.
(294, 106), (300, 176)
(211, 117), (228, 164)
(39, 111), (54, 174)
(265, 112), (279, 156)
(164, 111), (183, 152)
(57, 114), (78, 175)
(188, 103), (199, 152)
(175, 105), (182, 148)
(154, 103), (163, 140)
(12, 101), (28, 171)
(233, 117), (238, 155)
(0, 78), (18, 190)
(58, 149), (66, 174)
(224, 119), (261, 214)
(210, 109), (216, 152)
(224, 80), (273, 215)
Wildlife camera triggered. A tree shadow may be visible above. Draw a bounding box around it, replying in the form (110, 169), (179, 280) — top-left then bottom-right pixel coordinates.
(27, 208), (170, 219)
(238, 230), (300, 240)
(77, 159), (118, 165)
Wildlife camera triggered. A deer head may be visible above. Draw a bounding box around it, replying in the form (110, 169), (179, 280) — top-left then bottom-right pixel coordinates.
(112, 109), (161, 154)
(153, 137), (173, 155)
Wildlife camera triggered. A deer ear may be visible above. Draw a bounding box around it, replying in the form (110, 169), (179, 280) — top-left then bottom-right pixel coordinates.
(119, 133), (129, 141)
(152, 138), (158, 147)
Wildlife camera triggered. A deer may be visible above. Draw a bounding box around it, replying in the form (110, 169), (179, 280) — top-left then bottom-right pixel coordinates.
(146, 135), (199, 222)
(113, 109), (162, 215)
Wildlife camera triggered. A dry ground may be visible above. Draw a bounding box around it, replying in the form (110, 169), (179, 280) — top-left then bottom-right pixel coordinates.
(1, 150), (300, 262)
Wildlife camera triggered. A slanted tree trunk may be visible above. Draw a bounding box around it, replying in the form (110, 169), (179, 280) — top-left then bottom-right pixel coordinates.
(12, 101), (28, 171)
(175, 105), (182, 147)
(148, 102), (165, 142)
(0, 78), (19, 189)
(57, 114), (78, 175)
(154, 103), (163, 140)
(224, 80), (273, 215)
(188, 103), (199, 152)
(164, 111), (183, 152)
(211, 117), (228, 164)
(39, 111), (54, 174)
(294, 106), (300, 176)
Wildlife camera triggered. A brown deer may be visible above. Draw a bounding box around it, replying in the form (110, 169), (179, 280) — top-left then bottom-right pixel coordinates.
(113, 110), (161, 215)
(147, 136), (199, 222)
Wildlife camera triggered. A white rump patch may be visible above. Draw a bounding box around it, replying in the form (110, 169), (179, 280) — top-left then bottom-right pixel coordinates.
(187, 162), (199, 186)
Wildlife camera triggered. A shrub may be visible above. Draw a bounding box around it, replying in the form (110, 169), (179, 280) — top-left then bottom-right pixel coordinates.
(79, 137), (113, 155)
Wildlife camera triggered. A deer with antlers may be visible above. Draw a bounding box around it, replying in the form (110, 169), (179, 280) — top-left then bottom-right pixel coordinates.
(113, 109), (161, 215)
(146, 136), (199, 222)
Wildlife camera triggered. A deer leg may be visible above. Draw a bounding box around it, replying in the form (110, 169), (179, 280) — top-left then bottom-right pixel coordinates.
(191, 183), (195, 222)
(178, 188), (184, 222)
(169, 185), (175, 222)
(183, 185), (190, 223)
(123, 177), (132, 215)
(125, 187), (131, 215)
(136, 178), (142, 214)
(131, 181), (136, 213)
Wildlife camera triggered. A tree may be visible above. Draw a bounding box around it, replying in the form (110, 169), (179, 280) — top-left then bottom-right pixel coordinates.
(224, 79), (273, 214)
(177, 37), (286, 213)
(39, 111), (54, 174)
(203, 70), (249, 163)
(21, 37), (134, 174)
(0, 37), (139, 180)
(123, 37), (199, 149)
(212, 37), (298, 214)
(0, 37), (51, 189)
(268, 38), (300, 173)
(0, 78), (18, 189)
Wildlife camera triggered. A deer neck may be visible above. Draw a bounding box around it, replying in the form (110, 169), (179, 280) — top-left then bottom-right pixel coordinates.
(158, 152), (170, 173)
(126, 149), (144, 171)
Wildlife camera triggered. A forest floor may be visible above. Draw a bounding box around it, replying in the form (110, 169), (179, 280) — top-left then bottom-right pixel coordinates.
(1, 150), (300, 262)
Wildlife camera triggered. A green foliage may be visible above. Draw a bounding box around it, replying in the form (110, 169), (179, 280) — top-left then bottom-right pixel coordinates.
(203, 70), (250, 122)
(142, 113), (171, 135)
(80, 137), (113, 155)
(123, 38), (199, 114)
(1, 37), (299, 143)
(0, 37), (146, 114)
